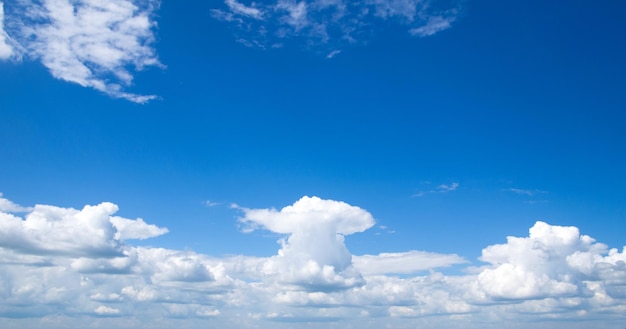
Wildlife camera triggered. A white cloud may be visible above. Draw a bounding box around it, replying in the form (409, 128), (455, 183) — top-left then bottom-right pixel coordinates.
(213, 0), (460, 52)
(0, 199), (167, 257)
(476, 221), (626, 301)
(0, 2), (14, 59)
(0, 193), (31, 212)
(410, 15), (455, 37)
(503, 187), (548, 196)
(437, 182), (459, 192)
(110, 216), (168, 240)
(238, 196), (375, 235)
(239, 196), (375, 290)
(1, 195), (626, 328)
(225, 0), (264, 19)
(1, 0), (162, 102)
(94, 305), (120, 315)
(353, 251), (466, 275)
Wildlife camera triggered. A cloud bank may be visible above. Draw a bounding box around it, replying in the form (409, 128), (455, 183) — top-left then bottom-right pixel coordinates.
(1, 194), (625, 328)
(0, 0), (162, 103)
(212, 0), (460, 54)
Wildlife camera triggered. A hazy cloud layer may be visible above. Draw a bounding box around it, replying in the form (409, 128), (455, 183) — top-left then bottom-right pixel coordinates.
(1, 194), (625, 328)
(212, 0), (460, 55)
(353, 251), (466, 275)
(0, 0), (162, 103)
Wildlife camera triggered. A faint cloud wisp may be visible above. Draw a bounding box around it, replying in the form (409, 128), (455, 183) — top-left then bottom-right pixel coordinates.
(413, 181), (459, 197)
(212, 0), (461, 53)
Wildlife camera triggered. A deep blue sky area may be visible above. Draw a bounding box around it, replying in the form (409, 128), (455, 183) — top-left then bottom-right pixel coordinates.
(3, 0), (624, 254)
(0, 0), (625, 327)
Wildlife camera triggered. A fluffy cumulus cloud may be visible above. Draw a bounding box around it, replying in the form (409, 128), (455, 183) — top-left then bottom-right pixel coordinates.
(0, 201), (167, 257)
(1, 194), (625, 328)
(0, 0), (162, 102)
(212, 0), (460, 54)
(476, 221), (626, 302)
(238, 196), (375, 290)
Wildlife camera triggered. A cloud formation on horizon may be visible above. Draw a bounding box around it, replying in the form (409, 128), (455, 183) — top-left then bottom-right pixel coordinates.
(0, 194), (625, 328)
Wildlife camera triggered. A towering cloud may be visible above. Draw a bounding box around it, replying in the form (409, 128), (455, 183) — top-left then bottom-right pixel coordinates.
(239, 196), (375, 290)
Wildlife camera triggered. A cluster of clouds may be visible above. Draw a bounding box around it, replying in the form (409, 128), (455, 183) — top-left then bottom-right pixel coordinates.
(212, 0), (460, 56)
(1, 194), (625, 328)
(0, 0), (161, 103)
(0, 0), (461, 102)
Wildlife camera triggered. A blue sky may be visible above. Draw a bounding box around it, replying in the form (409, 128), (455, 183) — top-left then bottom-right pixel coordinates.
(1, 0), (625, 328)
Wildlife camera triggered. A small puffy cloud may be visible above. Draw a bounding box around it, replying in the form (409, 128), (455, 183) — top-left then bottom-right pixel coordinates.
(353, 251), (466, 275)
(239, 196), (375, 235)
(0, 2), (14, 59)
(213, 0), (460, 52)
(239, 196), (375, 290)
(110, 216), (168, 240)
(94, 305), (120, 315)
(1, 0), (162, 102)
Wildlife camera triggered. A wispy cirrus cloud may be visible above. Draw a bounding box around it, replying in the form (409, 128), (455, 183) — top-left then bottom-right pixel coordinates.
(502, 187), (549, 204)
(1, 194), (625, 328)
(413, 181), (459, 197)
(502, 187), (548, 196)
(0, 0), (162, 103)
(212, 0), (460, 55)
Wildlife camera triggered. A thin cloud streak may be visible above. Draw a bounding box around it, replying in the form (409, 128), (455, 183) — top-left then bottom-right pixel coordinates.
(413, 181), (459, 197)
(503, 187), (548, 196)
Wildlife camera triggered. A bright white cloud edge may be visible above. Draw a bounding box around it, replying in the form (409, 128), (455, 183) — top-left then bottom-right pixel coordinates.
(0, 2), (13, 59)
(1, 194), (625, 329)
(0, 0), (162, 103)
